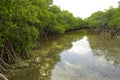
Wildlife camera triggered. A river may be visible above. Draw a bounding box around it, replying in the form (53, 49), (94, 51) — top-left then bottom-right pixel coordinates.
(7, 30), (120, 80)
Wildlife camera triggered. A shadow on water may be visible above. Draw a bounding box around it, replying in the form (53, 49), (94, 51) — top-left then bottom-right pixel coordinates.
(7, 30), (120, 80)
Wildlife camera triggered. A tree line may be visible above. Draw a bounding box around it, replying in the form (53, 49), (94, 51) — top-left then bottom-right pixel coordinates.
(86, 5), (120, 37)
(0, 0), (120, 73)
(0, 0), (84, 72)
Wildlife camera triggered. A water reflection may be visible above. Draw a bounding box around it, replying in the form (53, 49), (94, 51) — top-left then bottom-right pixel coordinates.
(51, 36), (120, 80)
(89, 35), (120, 66)
(69, 36), (92, 54)
(7, 31), (120, 80)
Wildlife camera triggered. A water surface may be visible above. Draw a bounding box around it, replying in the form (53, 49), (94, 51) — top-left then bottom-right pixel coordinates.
(51, 35), (120, 80)
(7, 31), (120, 80)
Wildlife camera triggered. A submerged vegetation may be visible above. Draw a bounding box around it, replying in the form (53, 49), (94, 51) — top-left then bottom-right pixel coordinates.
(0, 0), (120, 76)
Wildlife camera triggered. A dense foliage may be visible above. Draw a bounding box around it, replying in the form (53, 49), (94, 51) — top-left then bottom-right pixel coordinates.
(86, 5), (120, 38)
(0, 0), (84, 72)
(0, 0), (120, 73)
(86, 6), (120, 29)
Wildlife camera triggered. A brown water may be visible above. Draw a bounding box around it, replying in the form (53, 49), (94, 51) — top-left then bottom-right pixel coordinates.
(7, 31), (120, 80)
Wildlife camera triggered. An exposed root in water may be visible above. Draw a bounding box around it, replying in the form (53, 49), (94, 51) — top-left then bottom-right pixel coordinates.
(0, 58), (11, 73)
(0, 38), (30, 73)
(90, 28), (120, 39)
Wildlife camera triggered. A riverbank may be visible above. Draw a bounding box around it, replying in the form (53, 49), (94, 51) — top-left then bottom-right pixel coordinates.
(4, 30), (88, 80)
(4, 29), (120, 80)
(90, 28), (120, 39)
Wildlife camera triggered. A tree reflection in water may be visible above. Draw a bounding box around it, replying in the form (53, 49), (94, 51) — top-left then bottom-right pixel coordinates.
(7, 31), (120, 80)
(89, 35), (120, 66)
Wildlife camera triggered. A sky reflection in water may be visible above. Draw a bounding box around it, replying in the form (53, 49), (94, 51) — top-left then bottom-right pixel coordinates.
(51, 36), (120, 80)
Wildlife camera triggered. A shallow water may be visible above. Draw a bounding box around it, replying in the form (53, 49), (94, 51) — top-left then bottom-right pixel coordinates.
(8, 31), (120, 80)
